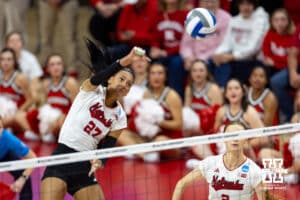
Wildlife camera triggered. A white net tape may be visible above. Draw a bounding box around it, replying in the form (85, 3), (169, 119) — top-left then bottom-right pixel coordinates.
(0, 123), (299, 172)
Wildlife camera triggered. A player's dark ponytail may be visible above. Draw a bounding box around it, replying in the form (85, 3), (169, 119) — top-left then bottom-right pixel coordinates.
(85, 38), (122, 86)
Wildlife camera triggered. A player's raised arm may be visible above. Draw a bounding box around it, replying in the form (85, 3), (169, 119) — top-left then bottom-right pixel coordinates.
(82, 46), (149, 92)
(172, 168), (203, 200)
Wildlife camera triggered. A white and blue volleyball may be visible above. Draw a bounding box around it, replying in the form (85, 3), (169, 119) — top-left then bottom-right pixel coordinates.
(185, 8), (217, 39)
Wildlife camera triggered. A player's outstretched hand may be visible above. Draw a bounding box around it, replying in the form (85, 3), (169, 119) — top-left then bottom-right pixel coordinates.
(120, 47), (151, 67)
(88, 159), (103, 177)
(10, 176), (26, 193)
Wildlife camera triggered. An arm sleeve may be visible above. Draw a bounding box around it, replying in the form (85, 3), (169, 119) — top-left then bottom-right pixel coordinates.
(98, 135), (117, 165)
(90, 60), (122, 86)
(4, 130), (29, 157)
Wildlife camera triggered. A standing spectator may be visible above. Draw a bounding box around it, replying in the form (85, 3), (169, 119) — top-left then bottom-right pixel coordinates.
(5, 31), (43, 105)
(89, 0), (123, 46)
(149, 0), (188, 98)
(180, 0), (232, 70)
(271, 24), (300, 122)
(0, 0), (30, 48)
(210, 0), (269, 87)
(108, 0), (158, 59)
(262, 8), (295, 77)
(0, 116), (36, 200)
(39, 0), (79, 76)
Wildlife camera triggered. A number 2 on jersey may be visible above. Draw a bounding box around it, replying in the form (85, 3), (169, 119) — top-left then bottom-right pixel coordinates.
(83, 120), (102, 137)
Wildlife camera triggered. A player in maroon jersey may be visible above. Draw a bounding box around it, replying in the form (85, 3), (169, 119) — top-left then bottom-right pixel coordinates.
(15, 54), (79, 143)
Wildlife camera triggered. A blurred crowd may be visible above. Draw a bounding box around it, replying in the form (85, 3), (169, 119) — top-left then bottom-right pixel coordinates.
(1, 0), (300, 194)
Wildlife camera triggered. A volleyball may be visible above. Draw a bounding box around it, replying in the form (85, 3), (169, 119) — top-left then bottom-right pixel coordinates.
(185, 8), (217, 39)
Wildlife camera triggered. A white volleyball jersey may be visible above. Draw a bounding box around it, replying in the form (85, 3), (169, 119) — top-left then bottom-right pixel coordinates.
(198, 154), (262, 200)
(59, 86), (127, 151)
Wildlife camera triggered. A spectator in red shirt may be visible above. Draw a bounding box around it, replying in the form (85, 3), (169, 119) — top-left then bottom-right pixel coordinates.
(89, 0), (123, 46)
(149, 0), (189, 98)
(284, 0), (300, 25)
(209, 0), (269, 87)
(117, 0), (157, 47)
(262, 8), (295, 77)
(106, 0), (158, 61)
(271, 24), (300, 122)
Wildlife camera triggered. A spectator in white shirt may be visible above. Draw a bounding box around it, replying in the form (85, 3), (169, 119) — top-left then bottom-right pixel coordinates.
(209, 0), (269, 87)
(5, 31), (43, 104)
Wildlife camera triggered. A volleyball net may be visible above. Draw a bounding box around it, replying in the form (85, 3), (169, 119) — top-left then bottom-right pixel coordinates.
(0, 123), (300, 200)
